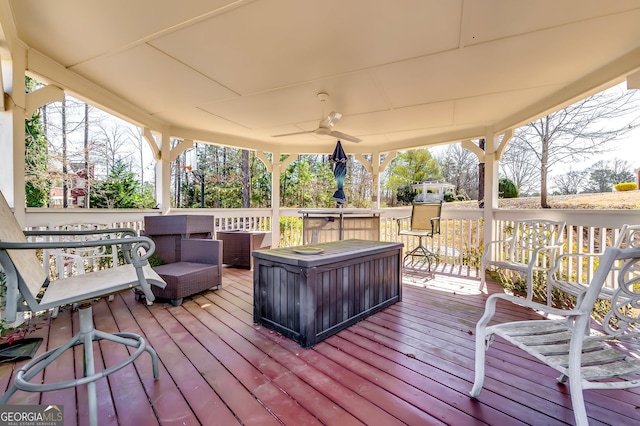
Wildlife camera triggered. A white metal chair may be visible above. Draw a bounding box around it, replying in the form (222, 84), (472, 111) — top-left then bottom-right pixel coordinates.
(0, 191), (166, 426)
(548, 224), (640, 306)
(37, 223), (123, 317)
(471, 246), (640, 426)
(396, 202), (442, 270)
(479, 219), (565, 300)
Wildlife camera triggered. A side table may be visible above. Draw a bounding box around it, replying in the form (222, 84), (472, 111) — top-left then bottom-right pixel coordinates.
(217, 230), (271, 269)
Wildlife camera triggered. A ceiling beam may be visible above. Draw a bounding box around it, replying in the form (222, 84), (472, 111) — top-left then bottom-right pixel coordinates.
(627, 70), (640, 89)
(26, 48), (164, 131)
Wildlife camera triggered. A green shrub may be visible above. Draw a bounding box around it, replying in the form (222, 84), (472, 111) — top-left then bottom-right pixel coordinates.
(396, 184), (417, 204)
(456, 194), (466, 201)
(498, 178), (519, 198)
(443, 191), (456, 202)
(614, 182), (637, 192)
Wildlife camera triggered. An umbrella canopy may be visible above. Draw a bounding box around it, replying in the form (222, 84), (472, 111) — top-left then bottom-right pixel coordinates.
(329, 140), (348, 207)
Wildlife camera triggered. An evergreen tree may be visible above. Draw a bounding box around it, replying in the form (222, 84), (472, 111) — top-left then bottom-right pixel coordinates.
(90, 159), (155, 208)
(499, 178), (519, 198)
(25, 77), (51, 207)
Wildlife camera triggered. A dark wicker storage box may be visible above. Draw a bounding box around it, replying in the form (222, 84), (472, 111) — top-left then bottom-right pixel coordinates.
(144, 215), (214, 236)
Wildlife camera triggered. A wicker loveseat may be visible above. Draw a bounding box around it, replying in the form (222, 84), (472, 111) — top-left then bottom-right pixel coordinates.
(143, 215), (222, 306)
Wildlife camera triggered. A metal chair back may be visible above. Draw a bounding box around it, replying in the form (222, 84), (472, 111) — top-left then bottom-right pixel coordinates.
(409, 202), (442, 235)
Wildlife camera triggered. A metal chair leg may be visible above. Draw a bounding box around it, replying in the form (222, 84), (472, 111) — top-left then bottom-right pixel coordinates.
(403, 236), (439, 270)
(1, 302), (159, 426)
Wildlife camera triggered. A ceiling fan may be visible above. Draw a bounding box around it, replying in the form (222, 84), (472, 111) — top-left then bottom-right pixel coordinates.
(272, 92), (361, 143)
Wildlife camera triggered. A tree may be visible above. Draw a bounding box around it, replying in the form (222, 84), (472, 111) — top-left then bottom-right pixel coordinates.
(499, 137), (540, 196)
(250, 153), (271, 208)
(90, 159), (155, 208)
(384, 149), (440, 205)
(498, 178), (519, 198)
(126, 126), (152, 187)
(396, 184), (416, 205)
(508, 85), (639, 207)
(281, 156), (314, 207)
(24, 77), (51, 207)
(607, 158), (635, 185)
(95, 120), (133, 176)
(552, 169), (588, 195)
(583, 159), (634, 193)
(438, 143), (479, 200)
(241, 149), (250, 208)
(346, 156), (372, 208)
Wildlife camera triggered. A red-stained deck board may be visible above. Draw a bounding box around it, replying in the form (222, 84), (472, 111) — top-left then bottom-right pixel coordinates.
(203, 289), (453, 425)
(395, 287), (640, 423)
(36, 307), (78, 425)
(131, 304), (240, 425)
(74, 306), (118, 426)
(266, 328), (447, 426)
(218, 283), (254, 306)
(315, 333), (527, 426)
(150, 305), (284, 426)
(93, 298), (160, 425)
(2, 266), (639, 425)
(177, 300), (323, 426)
(111, 295), (201, 426)
(114, 298), (231, 424)
(345, 305), (577, 424)
(185, 296), (363, 425)
(2, 324), (49, 405)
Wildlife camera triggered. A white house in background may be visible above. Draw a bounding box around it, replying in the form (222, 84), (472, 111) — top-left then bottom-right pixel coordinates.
(412, 180), (455, 203)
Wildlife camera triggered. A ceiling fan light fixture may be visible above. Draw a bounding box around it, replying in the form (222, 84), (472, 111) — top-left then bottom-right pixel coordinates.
(271, 92), (360, 142)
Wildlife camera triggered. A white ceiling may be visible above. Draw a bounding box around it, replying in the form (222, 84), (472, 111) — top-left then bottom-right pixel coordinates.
(4, 0), (640, 155)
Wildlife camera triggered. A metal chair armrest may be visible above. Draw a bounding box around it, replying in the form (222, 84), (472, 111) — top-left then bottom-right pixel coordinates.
(23, 227), (137, 238)
(430, 216), (441, 234)
(0, 235), (156, 264)
(481, 238), (513, 264)
(396, 216), (411, 234)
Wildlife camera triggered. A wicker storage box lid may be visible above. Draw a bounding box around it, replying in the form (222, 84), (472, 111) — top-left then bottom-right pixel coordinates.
(144, 215), (214, 236)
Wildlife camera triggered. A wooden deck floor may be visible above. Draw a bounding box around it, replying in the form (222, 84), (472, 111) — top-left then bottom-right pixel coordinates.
(2, 265), (639, 425)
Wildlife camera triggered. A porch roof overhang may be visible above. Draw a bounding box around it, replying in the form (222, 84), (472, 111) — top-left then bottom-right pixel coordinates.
(2, 1), (640, 157)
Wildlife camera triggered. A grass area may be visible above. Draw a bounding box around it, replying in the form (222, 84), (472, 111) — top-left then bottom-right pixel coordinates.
(445, 191), (640, 210)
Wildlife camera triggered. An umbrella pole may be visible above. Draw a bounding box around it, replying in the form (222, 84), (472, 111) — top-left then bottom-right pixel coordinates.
(339, 205), (344, 240)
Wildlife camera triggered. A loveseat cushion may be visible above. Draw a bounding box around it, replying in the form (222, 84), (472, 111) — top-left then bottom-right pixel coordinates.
(152, 262), (220, 301)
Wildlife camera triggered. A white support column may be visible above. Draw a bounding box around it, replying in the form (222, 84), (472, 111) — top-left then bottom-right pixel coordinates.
(256, 151), (297, 248)
(482, 129), (500, 259)
(370, 151), (382, 210)
(0, 42), (27, 225)
(154, 130), (171, 214)
(270, 153), (281, 248)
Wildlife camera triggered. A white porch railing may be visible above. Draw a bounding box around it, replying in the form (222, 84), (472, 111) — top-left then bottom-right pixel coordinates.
(23, 206), (640, 290)
(492, 209), (640, 291)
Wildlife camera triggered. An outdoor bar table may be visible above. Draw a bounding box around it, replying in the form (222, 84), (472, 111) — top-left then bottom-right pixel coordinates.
(253, 239), (403, 348)
(298, 208), (383, 244)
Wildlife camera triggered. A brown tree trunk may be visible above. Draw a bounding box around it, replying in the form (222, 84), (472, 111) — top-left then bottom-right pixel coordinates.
(478, 138), (485, 208)
(241, 149), (250, 208)
(540, 118), (550, 208)
(62, 98), (68, 208)
(83, 103), (90, 208)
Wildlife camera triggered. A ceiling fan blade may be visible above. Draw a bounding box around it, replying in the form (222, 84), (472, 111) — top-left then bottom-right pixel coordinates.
(329, 130), (361, 143)
(272, 130), (314, 138)
(319, 111), (342, 129)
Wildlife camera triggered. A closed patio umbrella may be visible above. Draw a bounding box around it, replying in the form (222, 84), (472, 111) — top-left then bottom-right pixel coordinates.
(329, 140), (347, 207)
